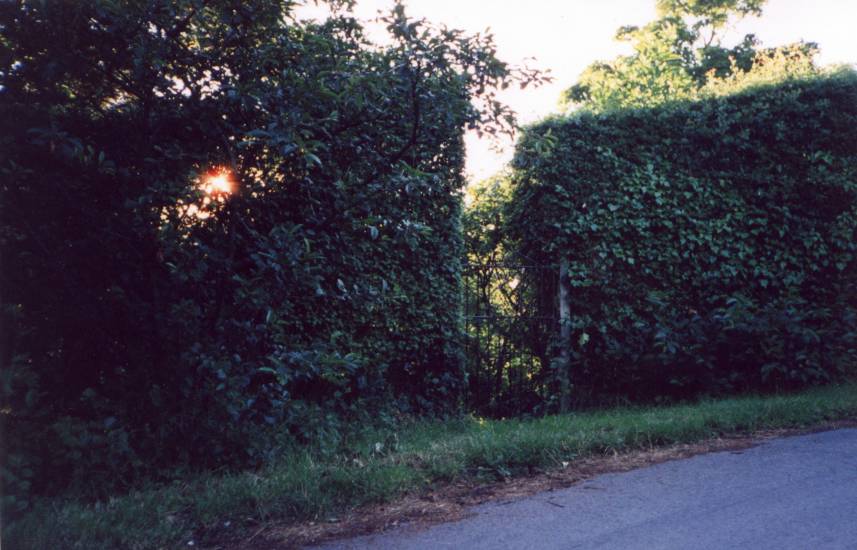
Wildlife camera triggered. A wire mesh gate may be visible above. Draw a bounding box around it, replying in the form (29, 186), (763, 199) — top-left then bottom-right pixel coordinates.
(462, 262), (560, 416)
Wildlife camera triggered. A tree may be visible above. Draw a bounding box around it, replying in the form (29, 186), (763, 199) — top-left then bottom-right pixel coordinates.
(0, 0), (545, 511)
(561, 0), (790, 111)
(700, 41), (821, 96)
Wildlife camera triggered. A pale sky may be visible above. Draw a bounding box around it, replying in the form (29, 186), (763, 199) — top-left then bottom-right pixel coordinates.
(300, 0), (857, 182)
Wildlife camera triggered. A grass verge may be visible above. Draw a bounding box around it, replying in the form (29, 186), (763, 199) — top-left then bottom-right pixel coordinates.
(5, 383), (857, 549)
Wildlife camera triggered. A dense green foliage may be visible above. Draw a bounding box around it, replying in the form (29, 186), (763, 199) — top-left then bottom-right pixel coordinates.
(4, 0), (857, 542)
(0, 0), (543, 514)
(8, 382), (857, 549)
(461, 175), (558, 416)
(510, 72), (857, 405)
(562, 0), (821, 112)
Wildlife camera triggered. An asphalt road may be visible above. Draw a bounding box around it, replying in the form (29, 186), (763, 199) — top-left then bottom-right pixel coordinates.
(313, 428), (857, 550)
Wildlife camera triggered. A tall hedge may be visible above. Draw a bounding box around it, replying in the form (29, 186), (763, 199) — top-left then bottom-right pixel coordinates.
(508, 72), (857, 405)
(0, 0), (543, 511)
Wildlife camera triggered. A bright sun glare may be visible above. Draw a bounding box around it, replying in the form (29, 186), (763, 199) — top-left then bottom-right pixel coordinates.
(204, 170), (233, 195)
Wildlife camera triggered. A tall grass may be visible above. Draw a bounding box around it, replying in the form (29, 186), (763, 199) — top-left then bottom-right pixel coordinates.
(6, 383), (857, 549)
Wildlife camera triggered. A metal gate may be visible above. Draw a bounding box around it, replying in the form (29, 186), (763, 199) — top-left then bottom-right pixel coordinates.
(462, 262), (560, 416)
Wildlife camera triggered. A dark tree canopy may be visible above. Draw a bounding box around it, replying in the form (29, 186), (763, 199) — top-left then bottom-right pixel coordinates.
(0, 0), (545, 512)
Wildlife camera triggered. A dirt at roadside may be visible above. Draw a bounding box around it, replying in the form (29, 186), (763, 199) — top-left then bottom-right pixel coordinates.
(224, 418), (857, 550)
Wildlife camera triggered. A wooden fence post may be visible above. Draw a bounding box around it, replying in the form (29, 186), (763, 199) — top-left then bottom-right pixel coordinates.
(558, 257), (571, 413)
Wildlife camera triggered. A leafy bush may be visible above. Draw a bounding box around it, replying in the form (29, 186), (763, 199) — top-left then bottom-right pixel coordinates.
(509, 72), (857, 405)
(0, 0), (543, 512)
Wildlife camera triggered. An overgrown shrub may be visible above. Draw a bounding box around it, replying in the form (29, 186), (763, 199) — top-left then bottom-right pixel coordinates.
(0, 0), (544, 513)
(509, 72), (857, 405)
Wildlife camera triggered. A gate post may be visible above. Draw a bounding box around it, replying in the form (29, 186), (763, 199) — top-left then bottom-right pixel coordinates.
(558, 258), (572, 413)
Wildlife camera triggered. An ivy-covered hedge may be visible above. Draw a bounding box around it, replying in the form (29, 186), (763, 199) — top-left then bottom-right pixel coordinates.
(509, 72), (857, 404)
